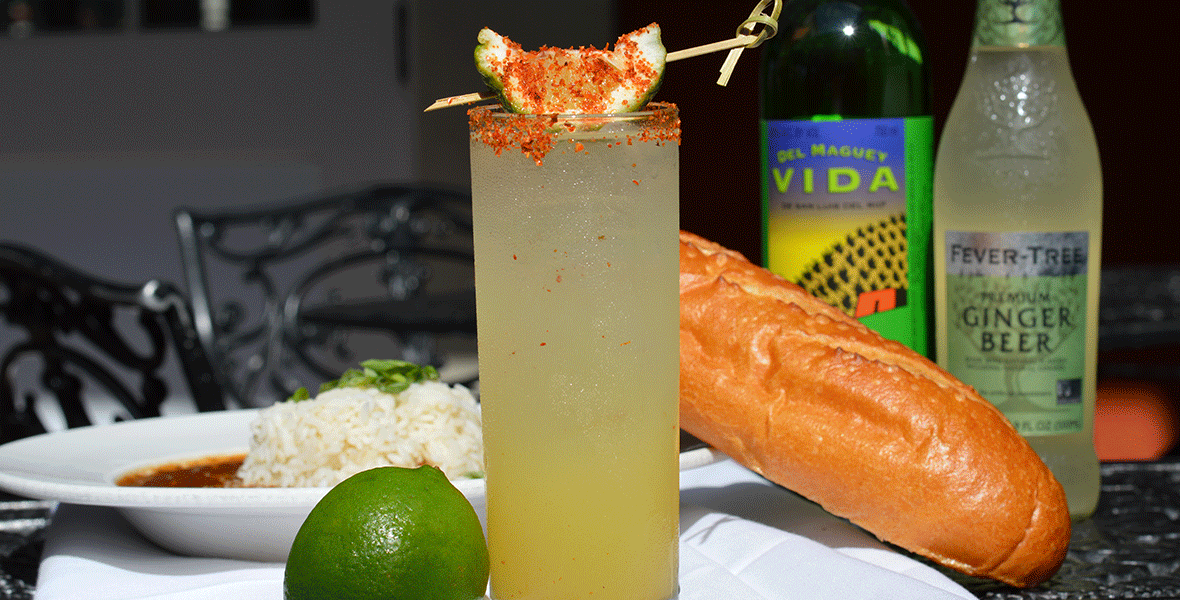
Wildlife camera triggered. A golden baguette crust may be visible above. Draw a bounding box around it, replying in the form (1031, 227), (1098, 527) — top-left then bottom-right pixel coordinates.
(678, 230), (1070, 588)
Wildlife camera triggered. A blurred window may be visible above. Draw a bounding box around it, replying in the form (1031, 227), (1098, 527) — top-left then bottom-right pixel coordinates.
(3, 0), (314, 36)
(141, 0), (313, 31)
(4, 0), (125, 36)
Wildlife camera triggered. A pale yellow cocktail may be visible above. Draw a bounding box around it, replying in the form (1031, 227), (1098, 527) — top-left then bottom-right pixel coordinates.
(470, 104), (680, 600)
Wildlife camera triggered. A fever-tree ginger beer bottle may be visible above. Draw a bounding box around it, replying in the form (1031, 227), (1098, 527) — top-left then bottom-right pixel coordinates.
(934, 0), (1101, 519)
(760, 0), (933, 355)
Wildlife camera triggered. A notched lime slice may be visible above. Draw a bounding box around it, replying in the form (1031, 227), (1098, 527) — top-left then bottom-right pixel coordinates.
(474, 23), (666, 115)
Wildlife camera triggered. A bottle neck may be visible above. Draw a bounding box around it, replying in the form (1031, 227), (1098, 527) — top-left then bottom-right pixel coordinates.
(972, 0), (1064, 48)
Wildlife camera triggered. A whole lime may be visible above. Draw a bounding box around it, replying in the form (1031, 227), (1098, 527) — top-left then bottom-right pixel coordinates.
(284, 465), (489, 600)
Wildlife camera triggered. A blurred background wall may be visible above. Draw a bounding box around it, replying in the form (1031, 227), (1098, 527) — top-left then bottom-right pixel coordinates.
(3, 0), (1173, 279)
(0, 0), (615, 285)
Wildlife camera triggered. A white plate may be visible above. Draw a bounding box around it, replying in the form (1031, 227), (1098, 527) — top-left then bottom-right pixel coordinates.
(0, 410), (724, 562)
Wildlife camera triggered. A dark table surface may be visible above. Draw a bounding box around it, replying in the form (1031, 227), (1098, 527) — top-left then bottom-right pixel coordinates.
(2, 459), (1180, 600)
(954, 460), (1180, 599)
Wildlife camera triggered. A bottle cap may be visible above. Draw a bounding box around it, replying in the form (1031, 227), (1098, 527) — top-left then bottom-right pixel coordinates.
(974, 0), (1064, 48)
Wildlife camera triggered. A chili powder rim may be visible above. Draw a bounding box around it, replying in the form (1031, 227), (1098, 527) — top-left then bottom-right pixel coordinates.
(468, 101), (680, 166)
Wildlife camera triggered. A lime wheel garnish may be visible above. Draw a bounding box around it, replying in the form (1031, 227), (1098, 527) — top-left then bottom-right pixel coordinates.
(475, 23), (666, 115)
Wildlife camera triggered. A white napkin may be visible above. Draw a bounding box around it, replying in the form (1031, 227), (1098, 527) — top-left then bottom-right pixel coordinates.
(35, 460), (977, 600)
(677, 460), (976, 600)
(34, 503), (283, 600)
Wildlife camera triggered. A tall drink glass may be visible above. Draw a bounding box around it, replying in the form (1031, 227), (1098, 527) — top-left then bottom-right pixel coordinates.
(469, 103), (681, 600)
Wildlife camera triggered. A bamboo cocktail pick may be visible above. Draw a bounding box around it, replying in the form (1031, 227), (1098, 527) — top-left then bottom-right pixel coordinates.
(423, 0), (781, 112)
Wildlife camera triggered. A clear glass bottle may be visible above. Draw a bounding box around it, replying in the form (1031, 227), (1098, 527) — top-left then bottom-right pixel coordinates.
(760, 0), (933, 355)
(933, 0), (1101, 519)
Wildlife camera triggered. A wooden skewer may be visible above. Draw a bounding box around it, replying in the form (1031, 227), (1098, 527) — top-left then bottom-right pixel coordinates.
(423, 93), (492, 113)
(424, 0), (780, 111)
(717, 0), (781, 86)
(422, 35), (763, 112)
(665, 35), (758, 62)
(424, 91), (496, 111)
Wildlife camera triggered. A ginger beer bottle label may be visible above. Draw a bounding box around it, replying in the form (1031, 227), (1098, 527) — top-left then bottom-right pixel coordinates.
(943, 230), (1088, 435)
(761, 116), (932, 354)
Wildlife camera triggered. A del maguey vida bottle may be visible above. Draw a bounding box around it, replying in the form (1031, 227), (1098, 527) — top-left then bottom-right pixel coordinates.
(760, 0), (933, 355)
(934, 0), (1102, 519)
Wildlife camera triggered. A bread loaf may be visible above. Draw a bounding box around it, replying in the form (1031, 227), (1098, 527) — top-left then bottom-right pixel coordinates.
(678, 230), (1070, 588)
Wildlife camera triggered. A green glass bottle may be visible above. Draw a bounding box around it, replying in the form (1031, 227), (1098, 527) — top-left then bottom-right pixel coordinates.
(760, 0), (933, 355)
(933, 0), (1101, 519)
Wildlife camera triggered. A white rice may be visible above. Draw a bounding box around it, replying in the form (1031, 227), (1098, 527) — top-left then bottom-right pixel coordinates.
(235, 381), (483, 488)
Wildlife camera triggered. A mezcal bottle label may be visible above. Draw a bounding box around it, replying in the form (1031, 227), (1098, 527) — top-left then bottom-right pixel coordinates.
(944, 230), (1088, 435)
(761, 116), (933, 354)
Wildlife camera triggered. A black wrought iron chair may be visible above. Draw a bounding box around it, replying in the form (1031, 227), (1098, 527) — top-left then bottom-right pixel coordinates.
(173, 184), (477, 408)
(1, 243), (225, 444)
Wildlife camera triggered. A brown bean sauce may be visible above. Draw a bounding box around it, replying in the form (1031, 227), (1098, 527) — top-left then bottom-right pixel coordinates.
(117, 453), (247, 488)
